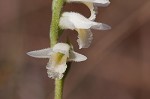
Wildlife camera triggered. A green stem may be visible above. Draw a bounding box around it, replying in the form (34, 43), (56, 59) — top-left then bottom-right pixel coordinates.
(50, 0), (65, 47)
(50, 0), (65, 99)
(54, 79), (64, 99)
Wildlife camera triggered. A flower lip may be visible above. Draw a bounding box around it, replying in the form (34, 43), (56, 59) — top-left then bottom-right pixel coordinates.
(46, 59), (67, 79)
(76, 29), (93, 49)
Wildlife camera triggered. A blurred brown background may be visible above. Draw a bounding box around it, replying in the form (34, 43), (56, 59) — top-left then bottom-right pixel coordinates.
(0, 0), (150, 99)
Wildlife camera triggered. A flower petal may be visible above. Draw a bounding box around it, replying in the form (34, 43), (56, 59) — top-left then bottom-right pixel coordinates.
(53, 43), (70, 57)
(46, 52), (68, 79)
(47, 63), (67, 79)
(83, 2), (97, 20)
(68, 51), (87, 62)
(66, 0), (110, 20)
(93, 0), (110, 7)
(67, 0), (110, 5)
(91, 23), (111, 30)
(59, 14), (75, 30)
(76, 29), (93, 49)
(27, 48), (52, 58)
(60, 12), (111, 30)
(60, 12), (98, 29)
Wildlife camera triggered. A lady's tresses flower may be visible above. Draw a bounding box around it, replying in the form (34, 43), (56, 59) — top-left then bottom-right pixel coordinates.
(66, 0), (110, 20)
(59, 12), (111, 49)
(27, 43), (87, 79)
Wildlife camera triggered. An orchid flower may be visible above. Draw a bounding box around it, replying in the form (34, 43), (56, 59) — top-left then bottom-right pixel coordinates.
(66, 0), (110, 20)
(27, 43), (87, 79)
(59, 12), (111, 49)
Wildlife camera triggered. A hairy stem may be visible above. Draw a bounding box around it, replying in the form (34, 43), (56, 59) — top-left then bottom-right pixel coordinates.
(54, 79), (64, 99)
(50, 0), (64, 46)
(50, 0), (65, 99)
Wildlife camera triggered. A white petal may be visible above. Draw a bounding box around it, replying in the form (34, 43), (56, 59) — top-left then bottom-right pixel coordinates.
(47, 69), (64, 79)
(59, 14), (75, 30)
(47, 64), (67, 79)
(93, 0), (110, 7)
(46, 53), (68, 79)
(68, 51), (87, 62)
(46, 62), (67, 74)
(91, 23), (111, 30)
(46, 62), (67, 79)
(27, 48), (52, 58)
(66, 0), (110, 20)
(53, 43), (70, 57)
(60, 12), (111, 30)
(76, 29), (93, 49)
(83, 2), (97, 21)
(60, 12), (98, 29)
(66, 0), (110, 7)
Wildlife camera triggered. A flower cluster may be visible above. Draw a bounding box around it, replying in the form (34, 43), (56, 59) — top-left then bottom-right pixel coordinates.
(27, 0), (111, 79)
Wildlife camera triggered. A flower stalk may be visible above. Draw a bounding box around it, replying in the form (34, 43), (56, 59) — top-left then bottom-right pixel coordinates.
(50, 0), (65, 99)
(55, 79), (64, 99)
(50, 0), (65, 46)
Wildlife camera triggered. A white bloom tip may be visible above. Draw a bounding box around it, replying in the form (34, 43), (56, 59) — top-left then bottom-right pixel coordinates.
(26, 52), (32, 56)
(68, 51), (87, 62)
(92, 23), (111, 30)
(94, 1), (111, 7)
(26, 48), (52, 58)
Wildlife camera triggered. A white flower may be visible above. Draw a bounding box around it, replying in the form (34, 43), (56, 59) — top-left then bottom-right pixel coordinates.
(66, 0), (110, 20)
(27, 43), (87, 79)
(59, 12), (111, 49)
